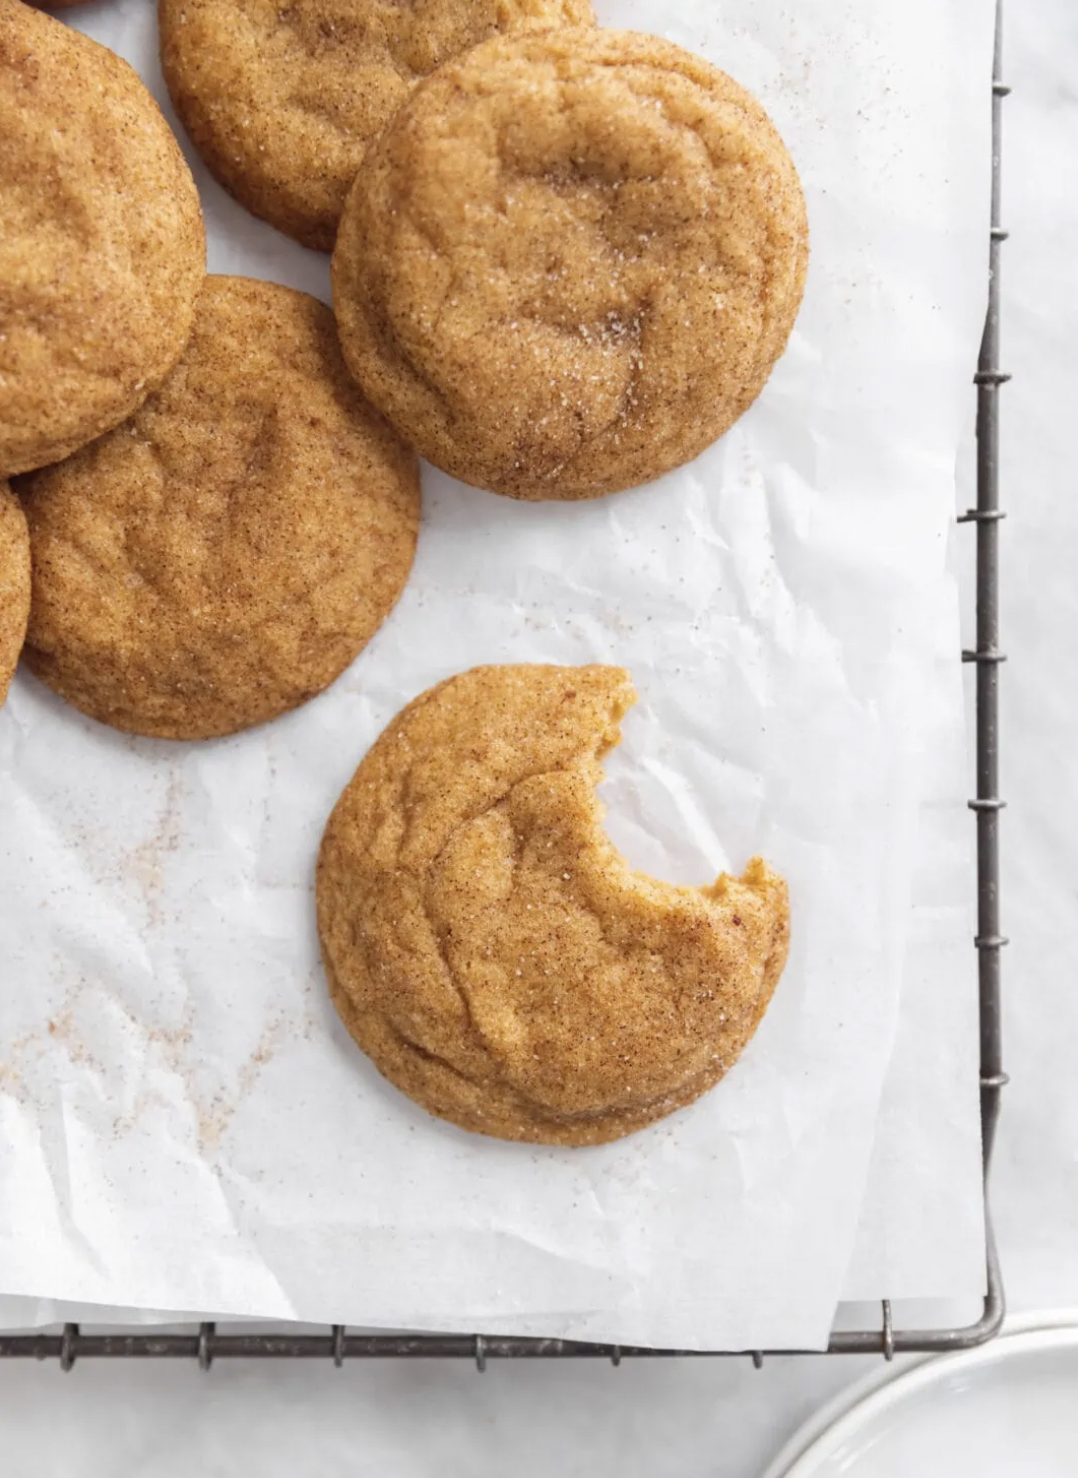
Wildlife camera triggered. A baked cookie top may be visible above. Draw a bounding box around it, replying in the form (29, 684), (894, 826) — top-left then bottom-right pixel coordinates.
(19, 276), (421, 742)
(0, 483), (31, 712)
(318, 664), (790, 1146)
(159, 0), (594, 251)
(0, 2), (205, 478)
(332, 27), (809, 501)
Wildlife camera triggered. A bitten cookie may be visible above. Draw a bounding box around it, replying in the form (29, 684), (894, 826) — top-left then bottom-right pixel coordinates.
(18, 277), (421, 741)
(318, 664), (790, 1147)
(0, 2), (205, 478)
(0, 483), (31, 711)
(159, 0), (594, 251)
(333, 28), (809, 501)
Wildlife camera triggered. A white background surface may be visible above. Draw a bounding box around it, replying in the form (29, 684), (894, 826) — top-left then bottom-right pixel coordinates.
(0, 0), (1073, 1472)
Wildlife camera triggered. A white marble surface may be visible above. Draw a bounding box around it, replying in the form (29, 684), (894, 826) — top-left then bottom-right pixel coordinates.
(0, 1), (1072, 1473)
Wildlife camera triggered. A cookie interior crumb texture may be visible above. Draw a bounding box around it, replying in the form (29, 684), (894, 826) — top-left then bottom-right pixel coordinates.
(332, 27), (809, 501)
(0, 1), (205, 478)
(0, 482), (31, 710)
(318, 664), (790, 1147)
(159, 0), (595, 251)
(18, 276), (421, 742)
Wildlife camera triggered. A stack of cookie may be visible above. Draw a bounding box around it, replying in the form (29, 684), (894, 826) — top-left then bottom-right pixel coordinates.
(1, 0), (807, 1145)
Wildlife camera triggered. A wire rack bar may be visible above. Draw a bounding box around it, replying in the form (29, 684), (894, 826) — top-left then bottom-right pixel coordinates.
(0, 4), (1008, 1371)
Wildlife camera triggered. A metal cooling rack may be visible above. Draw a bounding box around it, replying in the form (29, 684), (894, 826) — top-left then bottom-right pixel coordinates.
(0, 7), (1009, 1373)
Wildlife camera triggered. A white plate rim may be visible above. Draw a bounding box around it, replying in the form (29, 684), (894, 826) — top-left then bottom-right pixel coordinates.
(759, 1309), (1078, 1478)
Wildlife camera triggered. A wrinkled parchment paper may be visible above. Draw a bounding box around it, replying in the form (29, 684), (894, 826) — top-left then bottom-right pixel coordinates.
(841, 519), (987, 1305)
(0, 0), (991, 1348)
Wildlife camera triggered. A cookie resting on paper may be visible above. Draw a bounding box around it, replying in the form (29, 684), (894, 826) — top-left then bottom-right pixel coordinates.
(0, 1), (204, 477)
(317, 664), (790, 1147)
(18, 277), (420, 741)
(332, 27), (809, 501)
(159, 0), (595, 251)
(0, 484), (31, 711)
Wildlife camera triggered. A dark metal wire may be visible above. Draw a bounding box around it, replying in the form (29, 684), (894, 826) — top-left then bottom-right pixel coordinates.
(0, 4), (1008, 1373)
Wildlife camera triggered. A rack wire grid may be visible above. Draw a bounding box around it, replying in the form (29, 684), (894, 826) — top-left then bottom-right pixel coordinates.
(0, 7), (1009, 1374)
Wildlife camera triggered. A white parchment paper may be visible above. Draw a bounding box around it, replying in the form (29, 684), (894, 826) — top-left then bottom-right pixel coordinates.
(0, 0), (991, 1348)
(841, 520), (987, 1304)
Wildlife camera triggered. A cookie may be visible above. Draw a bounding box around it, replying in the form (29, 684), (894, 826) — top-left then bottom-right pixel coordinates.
(0, 2), (205, 478)
(159, 0), (594, 252)
(332, 28), (809, 502)
(18, 276), (421, 742)
(0, 483), (31, 712)
(318, 664), (790, 1146)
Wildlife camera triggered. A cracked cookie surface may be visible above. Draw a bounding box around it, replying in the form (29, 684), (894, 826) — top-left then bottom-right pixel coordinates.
(332, 27), (809, 501)
(159, 0), (594, 251)
(318, 663), (790, 1146)
(0, 483), (30, 711)
(18, 276), (420, 741)
(0, 1), (204, 477)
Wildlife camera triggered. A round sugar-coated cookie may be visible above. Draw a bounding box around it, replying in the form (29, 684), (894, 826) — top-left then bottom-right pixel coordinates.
(332, 28), (810, 501)
(318, 663), (790, 1146)
(18, 276), (421, 742)
(159, 0), (595, 251)
(0, 2), (205, 478)
(0, 483), (31, 712)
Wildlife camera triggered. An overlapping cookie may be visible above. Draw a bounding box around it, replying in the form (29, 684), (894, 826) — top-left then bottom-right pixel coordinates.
(0, 484), (31, 712)
(160, 0), (594, 250)
(333, 28), (809, 500)
(0, 2), (205, 477)
(19, 277), (420, 741)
